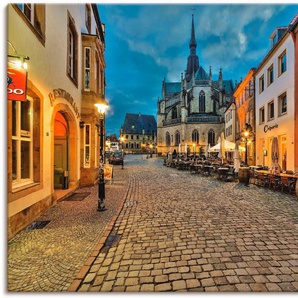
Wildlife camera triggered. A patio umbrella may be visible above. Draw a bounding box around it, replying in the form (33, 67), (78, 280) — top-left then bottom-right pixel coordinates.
(218, 137), (222, 159)
(178, 143), (181, 155)
(185, 143), (187, 154)
(205, 143), (210, 158)
(270, 136), (281, 173)
(233, 141), (241, 173)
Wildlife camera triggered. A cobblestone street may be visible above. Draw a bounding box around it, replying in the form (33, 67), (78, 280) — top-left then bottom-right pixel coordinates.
(8, 155), (298, 292)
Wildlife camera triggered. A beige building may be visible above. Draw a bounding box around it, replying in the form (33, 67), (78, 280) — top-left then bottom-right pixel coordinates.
(7, 4), (107, 239)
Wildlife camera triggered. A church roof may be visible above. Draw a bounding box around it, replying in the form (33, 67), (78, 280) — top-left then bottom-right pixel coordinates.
(195, 66), (209, 80)
(121, 113), (157, 135)
(164, 82), (181, 97)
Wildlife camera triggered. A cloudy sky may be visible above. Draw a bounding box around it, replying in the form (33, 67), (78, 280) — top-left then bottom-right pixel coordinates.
(98, 3), (297, 137)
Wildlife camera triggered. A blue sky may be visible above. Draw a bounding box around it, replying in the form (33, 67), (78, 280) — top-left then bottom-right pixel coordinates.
(98, 3), (298, 138)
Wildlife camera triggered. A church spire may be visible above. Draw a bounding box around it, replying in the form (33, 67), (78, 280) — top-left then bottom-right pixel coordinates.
(185, 14), (199, 82)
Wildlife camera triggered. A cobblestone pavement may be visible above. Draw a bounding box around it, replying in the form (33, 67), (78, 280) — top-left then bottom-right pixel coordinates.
(8, 155), (298, 292)
(73, 155), (298, 292)
(7, 166), (129, 292)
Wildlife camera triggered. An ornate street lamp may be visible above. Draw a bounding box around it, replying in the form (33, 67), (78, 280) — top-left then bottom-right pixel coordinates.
(242, 123), (253, 166)
(95, 101), (108, 212)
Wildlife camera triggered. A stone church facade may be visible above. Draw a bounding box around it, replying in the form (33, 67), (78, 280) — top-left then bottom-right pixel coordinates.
(157, 15), (234, 156)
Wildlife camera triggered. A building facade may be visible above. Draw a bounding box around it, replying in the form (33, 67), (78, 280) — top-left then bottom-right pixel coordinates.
(157, 15), (234, 156)
(120, 113), (157, 154)
(255, 26), (295, 171)
(7, 4), (107, 239)
(233, 69), (256, 166)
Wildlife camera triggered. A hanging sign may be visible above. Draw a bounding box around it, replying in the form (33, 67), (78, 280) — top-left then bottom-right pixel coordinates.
(7, 62), (27, 101)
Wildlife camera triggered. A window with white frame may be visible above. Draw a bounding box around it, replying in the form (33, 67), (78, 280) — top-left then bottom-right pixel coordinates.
(278, 92), (287, 116)
(267, 64), (274, 86)
(84, 47), (91, 91)
(259, 106), (265, 124)
(259, 75), (264, 94)
(12, 97), (33, 186)
(268, 100), (274, 121)
(84, 124), (91, 168)
(16, 4), (45, 38)
(278, 51), (287, 76)
(67, 14), (78, 84)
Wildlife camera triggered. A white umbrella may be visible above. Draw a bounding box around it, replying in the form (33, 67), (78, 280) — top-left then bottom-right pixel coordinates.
(178, 143), (181, 155)
(218, 137), (222, 159)
(220, 132), (225, 163)
(185, 143), (187, 154)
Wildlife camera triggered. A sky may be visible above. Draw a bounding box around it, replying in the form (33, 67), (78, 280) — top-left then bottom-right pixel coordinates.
(97, 3), (298, 138)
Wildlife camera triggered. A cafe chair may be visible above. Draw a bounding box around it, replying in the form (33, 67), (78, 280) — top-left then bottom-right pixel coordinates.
(280, 176), (296, 194)
(268, 174), (281, 190)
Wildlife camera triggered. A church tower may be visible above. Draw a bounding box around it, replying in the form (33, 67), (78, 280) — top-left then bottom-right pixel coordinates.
(185, 14), (199, 82)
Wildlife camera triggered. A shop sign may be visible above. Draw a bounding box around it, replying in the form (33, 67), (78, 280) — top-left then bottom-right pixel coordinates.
(264, 123), (278, 133)
(7, 62), (27, 101)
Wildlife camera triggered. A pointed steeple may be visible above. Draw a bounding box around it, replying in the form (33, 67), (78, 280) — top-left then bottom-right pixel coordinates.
(185, 14), (199, 82)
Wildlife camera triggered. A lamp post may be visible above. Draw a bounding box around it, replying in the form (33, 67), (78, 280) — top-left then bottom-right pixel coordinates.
(192, 143), (195, 157)
(120, 136), (124, 169)
(95, 102), (108, 212)
(244, 130), (249, 165)
(242, 123), (253, 166)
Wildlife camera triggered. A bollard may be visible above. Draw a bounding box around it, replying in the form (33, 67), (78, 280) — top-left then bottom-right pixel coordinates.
(97, 166), (106, 212)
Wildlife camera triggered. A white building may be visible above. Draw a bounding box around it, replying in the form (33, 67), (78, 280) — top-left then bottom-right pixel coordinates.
(255, 27), (294, 171)
(7, 4), (107, 239)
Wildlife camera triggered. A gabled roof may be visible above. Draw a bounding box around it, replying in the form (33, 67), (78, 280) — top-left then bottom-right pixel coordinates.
(195, 66), (209, 80)
(164, 82), (181, 95)
(121, 113), (157, 135)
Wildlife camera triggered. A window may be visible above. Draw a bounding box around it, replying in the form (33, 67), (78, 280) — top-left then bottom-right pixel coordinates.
(84, 47), (91, 91)
(172, 107), (177, 119)
(12, 98), (33, 186)
(279, 51), (287, 76)
(192, 130), (199, 144)
(85, 4), (91, 33)
(67, 14), (78, 85)
(166, 132), (171, 147)
(267, 65), (274, 86)
(84, 124), (91, 168)
(278, 93), (287, 115)
(16, 4), (45, 38)
(268, 100), (274, 121)
(259, 75), (264, 94)
(208, 129), (215, 147)
(199, 91), (205, 113)
(174, 131), (180, 146)
(259, 107), (265, 124)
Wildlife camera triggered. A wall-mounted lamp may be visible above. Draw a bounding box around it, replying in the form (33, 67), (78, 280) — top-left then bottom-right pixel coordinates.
(79, 121), (85, 129)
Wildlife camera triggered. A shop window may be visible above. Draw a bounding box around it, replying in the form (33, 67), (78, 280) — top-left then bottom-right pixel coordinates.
(84, 47), (91, 91)
(268, 100), (274, 121)
(12, 98), (33, 186)
(259, 75), (264, 94)
(278, 51), (287, 76)
(84, 124), (91, 168)
(267, 65), (274, 86)
(278, 92), (287, 116)
(67, 13), (78, 85)
(16, 4), (45, 39)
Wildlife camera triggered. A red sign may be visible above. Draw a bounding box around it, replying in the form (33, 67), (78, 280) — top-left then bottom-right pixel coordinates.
(7, 62), (27, 101)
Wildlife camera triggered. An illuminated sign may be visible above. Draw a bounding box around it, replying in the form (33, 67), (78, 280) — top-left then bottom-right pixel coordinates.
(7, 62), (27, 101)
(264, 123), (278, 133)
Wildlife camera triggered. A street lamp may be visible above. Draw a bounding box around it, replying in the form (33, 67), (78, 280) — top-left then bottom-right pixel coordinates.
(242, 123), (253, 166)
(95, 101), (108, 212)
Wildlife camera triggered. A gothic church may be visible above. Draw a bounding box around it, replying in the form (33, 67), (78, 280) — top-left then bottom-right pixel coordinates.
(157, 15), (234, 156)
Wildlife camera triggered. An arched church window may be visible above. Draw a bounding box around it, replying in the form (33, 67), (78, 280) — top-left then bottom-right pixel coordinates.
(165, 132), (171, 147)
(172, 106), (178, 119)
(192, 130), (199, 144)
(199, 91), (205, 113)
(208, 129), (215, 146)
(174, 131), (180, 146)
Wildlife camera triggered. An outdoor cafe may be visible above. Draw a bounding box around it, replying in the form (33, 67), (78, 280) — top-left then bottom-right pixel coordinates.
(164, 136), (298, 197)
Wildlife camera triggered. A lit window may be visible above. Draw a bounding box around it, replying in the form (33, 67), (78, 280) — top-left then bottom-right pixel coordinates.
(84, 124), (91, 168)
(192, 130), (199, 144)
(12, 98), (33, 186)
(84, 47), (91, 91)
(278, 93), (287, 115)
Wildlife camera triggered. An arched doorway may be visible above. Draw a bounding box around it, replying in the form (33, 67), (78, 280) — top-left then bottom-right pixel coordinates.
(54, 112), (69, 189)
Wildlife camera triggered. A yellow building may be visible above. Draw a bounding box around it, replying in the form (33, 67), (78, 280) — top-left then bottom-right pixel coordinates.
(7, 4), (107, 239)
